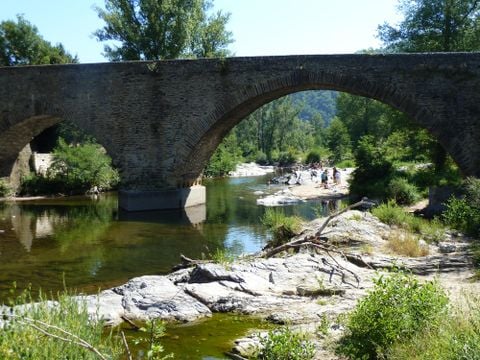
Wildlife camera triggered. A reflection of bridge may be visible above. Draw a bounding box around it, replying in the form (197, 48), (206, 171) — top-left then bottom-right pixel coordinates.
(1, 53), (480, 210)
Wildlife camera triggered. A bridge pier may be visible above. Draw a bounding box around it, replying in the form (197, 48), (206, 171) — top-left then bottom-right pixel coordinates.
(118, 185), (206, 211)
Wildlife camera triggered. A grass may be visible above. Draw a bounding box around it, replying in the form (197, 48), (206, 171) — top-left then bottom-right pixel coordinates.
(386, 230), (429, 257)
(261, 208), (302, 247)
(372, 200), (445, 243)
(209, 248), (235, 266)
(0, 288), (122, 359)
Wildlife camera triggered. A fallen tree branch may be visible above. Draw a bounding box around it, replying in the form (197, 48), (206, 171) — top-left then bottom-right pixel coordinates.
(314, 198), (371, 236)
(121, 330), (133, 360)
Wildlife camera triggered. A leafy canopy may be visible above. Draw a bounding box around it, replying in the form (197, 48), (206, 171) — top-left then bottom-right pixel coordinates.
(94, 0), (233, 60)
(0, 15), (77, 66)
(378, 0), (480, 52)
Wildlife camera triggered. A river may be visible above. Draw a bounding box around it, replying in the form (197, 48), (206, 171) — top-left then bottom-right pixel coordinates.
(0, 174), (342, 358)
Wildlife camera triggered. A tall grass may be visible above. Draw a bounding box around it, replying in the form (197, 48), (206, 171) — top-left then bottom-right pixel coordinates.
(386, 230), (429, 257)
(0, 289), (122, 359)
(372, 200), (445, 242)
(261, 208), (302, 247)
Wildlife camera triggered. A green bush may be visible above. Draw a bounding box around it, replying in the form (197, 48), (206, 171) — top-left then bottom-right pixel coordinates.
(20, 138), (119, 196)
(0, 178), (13, 197)
(50, 139), (119, 193)
(442, 196), (480, 236)
(337, 272), (448, 359)
(349, 135), (394, 200)
(255, 151), (269, 165)
(305, 149), (322, 164)
(335, 159), (355, 168)
(387, 177), (421, 205)
(441, 177), (480, 237)
(204, 133), (243, 177)
(0, 289), (122, 359)
(388, 295), (480, 360)
(277, 150), (297, 166)
(261, 208), (302, 247)
(256, 326), (315, 360)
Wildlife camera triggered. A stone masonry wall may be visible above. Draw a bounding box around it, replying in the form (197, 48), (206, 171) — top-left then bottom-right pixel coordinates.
(0, 53), (480, 193)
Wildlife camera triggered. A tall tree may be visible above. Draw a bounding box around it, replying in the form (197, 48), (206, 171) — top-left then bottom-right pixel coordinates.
(326, 117), (352, 164)
(377, 0), (480, 170)
(378, 0), (480, 52)
(94, 0), (233, 61)
(0, 15), (77, 66)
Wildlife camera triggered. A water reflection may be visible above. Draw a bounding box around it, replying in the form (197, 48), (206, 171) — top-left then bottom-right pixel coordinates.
(0, 175), (345, 300)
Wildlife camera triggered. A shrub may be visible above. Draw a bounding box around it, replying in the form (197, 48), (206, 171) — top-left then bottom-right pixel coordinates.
(0, 178), (13, 197)
(255, 151), (269, 165)
(387, 177), (421, 205)
(335, 159), (355, 168)
(256, 326), (315, 360)
(305, 149), (322, 164)
(442, 196), (480, 236)
(337, 272), (448, 359)
(261, 208), (302, 247)
(277, 150), (297, 166)
(50, 138), (119, 193)
(371, 200), (408, 226)
(388, 295), (480, 360)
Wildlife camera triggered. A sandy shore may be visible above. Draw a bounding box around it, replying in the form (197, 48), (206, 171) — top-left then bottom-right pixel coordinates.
(289, 182), (349, 200)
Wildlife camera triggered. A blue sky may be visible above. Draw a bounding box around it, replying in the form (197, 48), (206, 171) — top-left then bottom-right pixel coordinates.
(2, 0), (402, 63)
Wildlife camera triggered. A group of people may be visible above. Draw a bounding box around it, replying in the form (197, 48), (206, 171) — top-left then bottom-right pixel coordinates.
(316, 166), (342, 189)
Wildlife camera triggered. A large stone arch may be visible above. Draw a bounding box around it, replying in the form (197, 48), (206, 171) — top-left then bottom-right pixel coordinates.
(178, 69), (435, 183)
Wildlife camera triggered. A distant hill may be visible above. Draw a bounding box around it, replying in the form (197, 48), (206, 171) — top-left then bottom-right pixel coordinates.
(289, 90), (338, 125)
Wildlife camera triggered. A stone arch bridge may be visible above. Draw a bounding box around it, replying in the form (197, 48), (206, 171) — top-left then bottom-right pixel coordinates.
(1, 53), (479, 210)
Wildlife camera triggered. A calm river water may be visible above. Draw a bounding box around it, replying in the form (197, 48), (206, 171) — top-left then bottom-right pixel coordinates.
(0, 174), (342, 358)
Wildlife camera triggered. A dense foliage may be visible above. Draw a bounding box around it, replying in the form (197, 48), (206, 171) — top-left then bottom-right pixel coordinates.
(0, 15), (77, 65)
(443, 177), (480, 236)
(94, 0), (233, 60)
(378, 0), (480, 52)
(21, 138), (119, 195)
(338, 272), (448, 359)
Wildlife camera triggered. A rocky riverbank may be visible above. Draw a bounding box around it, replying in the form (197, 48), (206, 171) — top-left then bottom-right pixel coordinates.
(66, 209), (477, 359)
(229, 162), (276, 177)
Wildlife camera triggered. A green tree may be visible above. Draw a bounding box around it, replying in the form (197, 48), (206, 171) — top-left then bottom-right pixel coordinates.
(378, 0), (480, 52)
(0, 15), (77, 66)
(49, 138), (120, 194)
(326, 117), (352, 164)
(377, 0), (480, 171)
(94, 0), (233, 61)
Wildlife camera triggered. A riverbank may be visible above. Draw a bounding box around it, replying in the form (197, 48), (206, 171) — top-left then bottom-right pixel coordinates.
(257, 167), (353, 206)
(59, 209), (477, 359)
